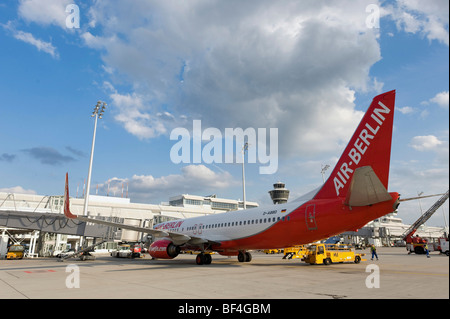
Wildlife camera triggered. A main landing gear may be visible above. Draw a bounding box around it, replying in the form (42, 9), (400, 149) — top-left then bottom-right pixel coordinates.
(238, 251), (252, 263)
(195, 251), (253, 265)
(195, 253), (212, 265)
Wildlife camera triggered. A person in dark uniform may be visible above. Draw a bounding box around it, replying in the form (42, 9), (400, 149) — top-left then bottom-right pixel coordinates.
(370, 244), (378, 261)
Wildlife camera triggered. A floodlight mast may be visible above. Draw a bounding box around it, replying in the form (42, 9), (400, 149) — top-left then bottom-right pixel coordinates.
(242, 142), (249, 210)
(83, 101), (107, 216)
(321, 164), (330, 184)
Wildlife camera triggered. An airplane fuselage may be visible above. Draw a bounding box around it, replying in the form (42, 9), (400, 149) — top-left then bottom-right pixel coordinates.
(154, 192), (400, 254)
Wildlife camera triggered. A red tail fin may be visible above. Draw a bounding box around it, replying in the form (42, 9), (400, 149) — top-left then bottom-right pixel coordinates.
(64, 173), (78, 219)
(314, 90), (396, 200)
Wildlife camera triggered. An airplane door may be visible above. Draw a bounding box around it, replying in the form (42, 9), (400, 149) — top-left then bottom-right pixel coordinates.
(305, 204), (317, 230)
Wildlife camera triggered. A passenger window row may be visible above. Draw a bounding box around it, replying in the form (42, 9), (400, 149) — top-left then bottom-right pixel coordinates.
(184, 215), (290, 232)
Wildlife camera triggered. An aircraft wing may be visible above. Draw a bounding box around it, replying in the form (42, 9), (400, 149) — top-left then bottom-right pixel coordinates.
(63, 173), (217, 247)
(68, 214), (211, 246)
(398, 193), (447, 202)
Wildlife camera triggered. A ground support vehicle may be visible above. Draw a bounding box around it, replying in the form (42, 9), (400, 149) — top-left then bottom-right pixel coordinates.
(438, 238), (449, 256)
(302, 244), (365, 265)
(283, 245), (307, 260)
(111, 244), (133, 258)
(263, 249), (282, 254)
(6, 244), (25, 260)
(403, 190), (449, 254)
(58, 240), (106, 262)
(55, 249), (75, 258)
(111, 243), (143, 258)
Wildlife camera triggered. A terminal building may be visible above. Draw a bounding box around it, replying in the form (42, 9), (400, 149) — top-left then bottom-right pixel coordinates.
(0, 191), (258, 257)
(168, 194), (258, 211)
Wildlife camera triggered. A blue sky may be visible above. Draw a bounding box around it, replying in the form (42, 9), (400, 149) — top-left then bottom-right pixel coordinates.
(0, 0), (448, 226)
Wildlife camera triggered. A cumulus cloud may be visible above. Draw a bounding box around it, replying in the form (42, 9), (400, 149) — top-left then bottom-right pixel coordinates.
(18, 0), (73, 28)
(410, 135), (443, 151)
(106, 83), (187, 140)
(396, 106), (416, 114)
(385, 0), (449, 46)
(429, 91), (449, 108)
(77, 0), (383, 159)
(0, 186), (37, 195)
(101, 164), (237, 202)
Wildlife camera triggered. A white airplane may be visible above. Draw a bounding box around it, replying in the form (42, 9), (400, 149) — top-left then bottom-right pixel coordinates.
(64, 90), (400, 265)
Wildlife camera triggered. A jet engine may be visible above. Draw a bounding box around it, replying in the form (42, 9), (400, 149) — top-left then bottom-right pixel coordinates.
(149, 239), (181, 259)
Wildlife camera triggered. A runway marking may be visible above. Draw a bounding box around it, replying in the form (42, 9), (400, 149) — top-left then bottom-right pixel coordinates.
(24, 269), (56, 274)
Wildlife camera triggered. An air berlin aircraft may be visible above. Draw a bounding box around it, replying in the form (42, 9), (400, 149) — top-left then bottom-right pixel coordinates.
(64, 90), (400, 265)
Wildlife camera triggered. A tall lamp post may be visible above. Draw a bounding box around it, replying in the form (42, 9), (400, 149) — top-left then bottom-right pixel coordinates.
(417, 191), (424, 215)
(242, 142), (249, 210)
(83, 101), (106, 216)
(321, 164), (330, 184)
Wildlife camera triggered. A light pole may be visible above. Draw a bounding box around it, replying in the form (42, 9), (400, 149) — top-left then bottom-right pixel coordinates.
(321, 164), (330, 184)
(242, 142), (249, 210)
(417, 191), (424, 215)
(83, 101), (106, 216)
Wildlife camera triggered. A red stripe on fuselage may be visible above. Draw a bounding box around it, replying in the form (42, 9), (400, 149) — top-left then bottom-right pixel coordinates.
(214, 192), (399, 251)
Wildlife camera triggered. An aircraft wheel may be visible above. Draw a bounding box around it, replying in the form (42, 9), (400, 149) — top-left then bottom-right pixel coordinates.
(196, 253), (212, 265)
(238, 251), (245, 262)
(196, 254), (204, 265)
(245, 252), (252, 262)
(204, 253), (212, 265)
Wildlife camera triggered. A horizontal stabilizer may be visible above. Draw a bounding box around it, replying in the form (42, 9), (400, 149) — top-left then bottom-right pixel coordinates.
(344, 166), (392, 207)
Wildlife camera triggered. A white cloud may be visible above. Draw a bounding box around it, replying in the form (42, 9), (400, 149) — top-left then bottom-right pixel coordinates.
(386, 0), (449, 46)
(102, 165), (237, 203)
(0, 186), (37, 195)
(1, 21), (59, 58)
(429, 91), (449, 108)
(18, 0), (72, 28)
(396, 106), (416, 114)
(110, 91), (165, 139)
(410, 135), (443, 151)
(81, 0), (383, 159)
(13, 29), (59, 58)
(106, 83), (188, 140)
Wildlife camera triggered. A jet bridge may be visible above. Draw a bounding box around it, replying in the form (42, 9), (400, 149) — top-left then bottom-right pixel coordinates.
(0, 209), (117, 238)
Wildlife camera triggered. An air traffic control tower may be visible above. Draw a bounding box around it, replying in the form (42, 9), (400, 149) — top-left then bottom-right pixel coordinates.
(269, 182), (290, 204)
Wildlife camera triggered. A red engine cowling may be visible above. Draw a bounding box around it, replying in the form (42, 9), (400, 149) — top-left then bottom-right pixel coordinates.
(149, 240), (180, 259)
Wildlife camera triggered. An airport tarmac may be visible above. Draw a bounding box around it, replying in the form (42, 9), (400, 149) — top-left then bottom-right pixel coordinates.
(0, 247), (448, 301)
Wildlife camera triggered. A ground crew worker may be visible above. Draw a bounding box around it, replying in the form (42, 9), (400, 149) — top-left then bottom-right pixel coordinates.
(370, 244), (378, 261)
(424, 243), (430, 258)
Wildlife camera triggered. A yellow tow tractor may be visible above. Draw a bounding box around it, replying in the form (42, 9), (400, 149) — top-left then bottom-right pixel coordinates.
(6, 244), (25, 260)
(263, 249), (282, 254)
(283, 245), (307, 260)
(303, 243), (366, 265)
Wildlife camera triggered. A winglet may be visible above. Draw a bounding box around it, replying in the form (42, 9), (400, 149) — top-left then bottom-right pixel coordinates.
(64, 173), (78, 219)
